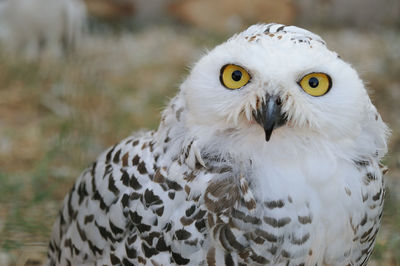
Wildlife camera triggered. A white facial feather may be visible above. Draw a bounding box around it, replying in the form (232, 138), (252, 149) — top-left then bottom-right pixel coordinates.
(180, 23), (388, 161)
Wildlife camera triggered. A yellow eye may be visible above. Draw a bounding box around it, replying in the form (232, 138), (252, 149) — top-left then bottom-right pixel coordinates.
(299, 73), (332, 97)
(220, 64), (251, 90)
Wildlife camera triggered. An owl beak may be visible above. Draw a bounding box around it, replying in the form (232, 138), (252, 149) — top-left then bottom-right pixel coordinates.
(253, 94), (286, 142)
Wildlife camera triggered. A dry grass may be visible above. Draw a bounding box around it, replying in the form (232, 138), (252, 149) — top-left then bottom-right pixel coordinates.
(0, 25), (399, 265)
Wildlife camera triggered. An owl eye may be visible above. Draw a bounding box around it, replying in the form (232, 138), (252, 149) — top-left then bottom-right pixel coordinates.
(298, 73), (332, 97)
(220, 64), (251, 90)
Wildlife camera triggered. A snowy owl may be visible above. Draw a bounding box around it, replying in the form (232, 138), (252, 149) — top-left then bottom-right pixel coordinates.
(47, 23), (389, 266)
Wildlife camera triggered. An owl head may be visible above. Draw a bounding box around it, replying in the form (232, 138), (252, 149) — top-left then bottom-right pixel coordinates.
(178, 24), (388, 159)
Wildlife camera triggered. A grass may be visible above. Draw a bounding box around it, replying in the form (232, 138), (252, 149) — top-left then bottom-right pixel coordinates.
(0, 26), (203, 264)
(0, 25), (399, 265)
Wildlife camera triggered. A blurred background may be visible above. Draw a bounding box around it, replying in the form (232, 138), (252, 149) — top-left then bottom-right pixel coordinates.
(0, 0), (399, 265)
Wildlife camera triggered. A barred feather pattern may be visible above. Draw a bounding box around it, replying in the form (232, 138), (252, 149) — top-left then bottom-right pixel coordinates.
(47, 95), (387, 266)
(47, 23), (389, 266)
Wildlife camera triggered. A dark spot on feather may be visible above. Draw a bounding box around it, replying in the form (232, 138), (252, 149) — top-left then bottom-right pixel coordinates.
(175, 229), (192, 240)
(186, 205), (196, 217)
(373, 189), (382, 201)
(121, 194), (130, 208)
(163, 222), (172, 232)
(137, 161), (147, 174)
(127, 235), (137, 246)
(220, 224), (246, 251)
(265, 200), (284, 209)
(76, 223), (87, 241)
(129, 211), (142, 224)
(132, 155), (140, 166)
(122, 153), (129, 167)
(106, 146), (116, 164)
(155, 206), (164, 216)
(113, 150), (121, 164)
(108, 175), (119, 195)
(130, 174), (142, 190)
(276, 25), (285, 32)
(109, 221), (124, 235)
(172, 252), (190, 265)
(77, 182), (88, 205)
(156, 237), (169, 252)
(138, 256), (146, 264)
(291, 233), (310, 245)
(110, 253), (121, 265)
(122, 258), (134, 266)
(253, 236), (265, 245)
(142, 242), (159, 257)
(120, 170), (129, 186)
(255, 228), (278, 242)
(355, 160), (369, 166)
(87, 239), (103, 256)
(93, 191), (109, 212)
(95, 221), (116, 243)
(250, 252), (269, 264)
(263, 216), (291, 228)
(103, 164), (113, 178)
(153, 170), (165, 183)
(231, 208), (261, 225)
(137, 223), (151, 233)
(264, 24), (272, 33)
(168, 192), (175, 200)
(195, 219), (206, 232)
(84, 214), (94, 224)
(132, 140), (139, 146)
(366, 172), (376, 180)
(166, 179), (183, 191)
(298, 215), (312, 224)
(194, 210), (206, 219)
(359, 213), (368, 227)
(248, 36), (257, 42)
(361, 226), (374, 241)
(141, 142), (148, 150)
(180, 216), (194, 226)
(130, 192), (141, 201)
(143, 189), (162, 207)
(345, 187), (352, 196)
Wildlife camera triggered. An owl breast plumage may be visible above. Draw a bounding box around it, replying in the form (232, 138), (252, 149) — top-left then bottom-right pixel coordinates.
(47, 23), (389, 266)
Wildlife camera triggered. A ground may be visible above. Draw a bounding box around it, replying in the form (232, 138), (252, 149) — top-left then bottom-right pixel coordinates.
(0, 25), (399, 265)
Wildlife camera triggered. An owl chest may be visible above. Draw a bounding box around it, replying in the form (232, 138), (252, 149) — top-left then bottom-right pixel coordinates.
(232, 158), (372, 264)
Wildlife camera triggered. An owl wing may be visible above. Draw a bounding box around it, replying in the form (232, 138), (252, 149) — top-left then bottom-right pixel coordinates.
(348, 102), (389, 265)
(349, 158), (387, 266)
(47, 132), (216, 266)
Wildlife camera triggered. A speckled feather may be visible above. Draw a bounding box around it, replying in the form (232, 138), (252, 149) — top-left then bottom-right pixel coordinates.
(47, 23), (389, 266)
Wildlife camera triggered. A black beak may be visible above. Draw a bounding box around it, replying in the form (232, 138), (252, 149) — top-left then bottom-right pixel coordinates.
(253, 94), (286, 142)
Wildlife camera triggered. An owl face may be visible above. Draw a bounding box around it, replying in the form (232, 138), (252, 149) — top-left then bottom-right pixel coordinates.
(181, 24), (369, 143)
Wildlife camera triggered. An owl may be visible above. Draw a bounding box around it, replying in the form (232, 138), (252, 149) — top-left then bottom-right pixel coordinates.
(47, 23), (389, 266)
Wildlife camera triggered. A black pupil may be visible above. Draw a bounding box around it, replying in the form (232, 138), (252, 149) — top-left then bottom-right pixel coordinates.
(308, 77), (319, 88)
(232, 70), (242, 81)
